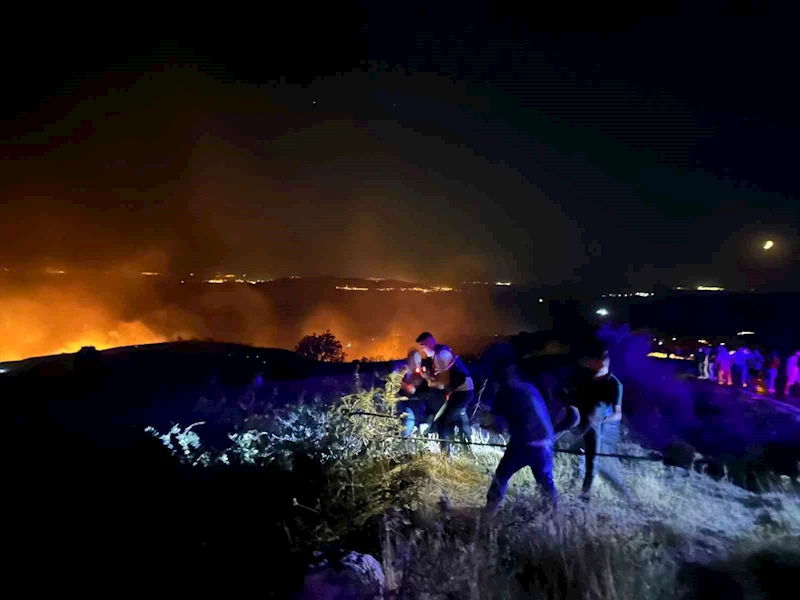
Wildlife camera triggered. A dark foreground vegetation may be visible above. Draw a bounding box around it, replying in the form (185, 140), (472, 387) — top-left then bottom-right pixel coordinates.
(4, 340), (800, 597)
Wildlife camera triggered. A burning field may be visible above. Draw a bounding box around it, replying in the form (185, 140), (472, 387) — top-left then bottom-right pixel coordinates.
(0, 272), (529, 363)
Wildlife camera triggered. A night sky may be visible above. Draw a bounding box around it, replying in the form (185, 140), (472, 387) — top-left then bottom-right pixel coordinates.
(2, 3), (798, 291)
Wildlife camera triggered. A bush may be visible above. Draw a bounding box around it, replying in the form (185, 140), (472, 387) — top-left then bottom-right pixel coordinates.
(295, 330), (347, 362)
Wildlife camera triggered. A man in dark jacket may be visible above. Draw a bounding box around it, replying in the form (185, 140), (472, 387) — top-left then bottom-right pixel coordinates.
(485, 346), (557, 515)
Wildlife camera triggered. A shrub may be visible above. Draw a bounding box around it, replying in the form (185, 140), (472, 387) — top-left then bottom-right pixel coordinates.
(295, 330), (347, 362)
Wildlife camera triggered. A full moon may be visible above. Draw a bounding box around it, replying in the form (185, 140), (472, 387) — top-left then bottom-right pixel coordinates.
(763, 240), (774, 250)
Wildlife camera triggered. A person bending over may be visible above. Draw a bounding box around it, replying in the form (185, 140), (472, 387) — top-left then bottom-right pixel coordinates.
(397, 350), (429, 437)
(485, 347), (557, 515)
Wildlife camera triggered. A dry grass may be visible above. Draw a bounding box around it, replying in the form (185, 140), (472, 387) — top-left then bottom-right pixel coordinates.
(339, 390), (800, 599)
(145, 377), (800, 597)
(245, 380), (800, 598)
(372, 442), (800, 598)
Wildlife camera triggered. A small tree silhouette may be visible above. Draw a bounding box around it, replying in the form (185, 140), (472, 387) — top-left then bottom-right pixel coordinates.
(295, 330), (347, 363)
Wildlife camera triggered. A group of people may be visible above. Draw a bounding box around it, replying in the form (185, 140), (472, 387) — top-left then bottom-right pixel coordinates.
(397, 332), (629, 514)
(696, 344), (800, 396)
(397, 332), (476, 450)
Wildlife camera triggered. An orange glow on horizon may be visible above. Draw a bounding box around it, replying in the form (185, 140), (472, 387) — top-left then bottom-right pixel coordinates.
(0, 305), (169, 363)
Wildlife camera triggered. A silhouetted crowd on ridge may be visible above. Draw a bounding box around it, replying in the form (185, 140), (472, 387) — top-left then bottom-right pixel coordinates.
(696, 344), (800, 397)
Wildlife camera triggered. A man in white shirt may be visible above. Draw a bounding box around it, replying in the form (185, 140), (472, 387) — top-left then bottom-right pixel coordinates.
(416, 332), (474, 454)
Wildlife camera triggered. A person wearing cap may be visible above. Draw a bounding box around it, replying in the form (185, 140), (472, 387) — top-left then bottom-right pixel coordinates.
(569, 342), (629, 500)
(484, 346), (557, 515)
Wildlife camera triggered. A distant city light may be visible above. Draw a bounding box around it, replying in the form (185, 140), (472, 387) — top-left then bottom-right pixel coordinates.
(658, 340), (664, 346)
(206, 279), (225, 284)
(538, 298), (543, 303)
(698, 339), (709, 344)
(737, 331), (756, 336)
(141, 272), (159, 276)
(634, 291), (652, 297)
(672, 337), (677, 341)
(763, 240), (774, 250)
(596, 308), (609, 316)
(697, 286), (724, 292)
(0, 368), (6, 374)
(337, 285), (455, 293)
(495, 281), (512, 286)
